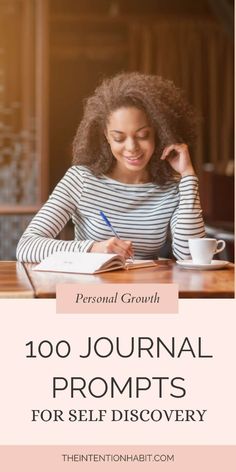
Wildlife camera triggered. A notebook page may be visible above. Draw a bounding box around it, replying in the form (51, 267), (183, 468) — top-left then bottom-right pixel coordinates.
(32, 252), (124, 274)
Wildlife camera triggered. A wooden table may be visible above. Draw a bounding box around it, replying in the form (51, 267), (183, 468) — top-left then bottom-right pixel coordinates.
(0, 261), (34, 298)
(0, 260), (234, 299)
(23, 260), (236, 298)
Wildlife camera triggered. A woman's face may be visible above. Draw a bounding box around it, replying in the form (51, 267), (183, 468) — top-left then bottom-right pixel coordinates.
(105, 107), (155, 183)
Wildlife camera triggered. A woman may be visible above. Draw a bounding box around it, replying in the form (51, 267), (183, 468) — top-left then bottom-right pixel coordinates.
(16, 72), (205, 262)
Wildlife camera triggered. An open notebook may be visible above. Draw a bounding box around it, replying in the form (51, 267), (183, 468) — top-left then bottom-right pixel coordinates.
(32, 252), (157, 275)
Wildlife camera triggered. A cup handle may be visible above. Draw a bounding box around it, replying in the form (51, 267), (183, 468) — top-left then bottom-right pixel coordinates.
(214, 240), (226, 254)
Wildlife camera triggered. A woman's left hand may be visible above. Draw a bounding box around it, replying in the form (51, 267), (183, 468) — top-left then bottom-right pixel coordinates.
(160, 143), (196, 177)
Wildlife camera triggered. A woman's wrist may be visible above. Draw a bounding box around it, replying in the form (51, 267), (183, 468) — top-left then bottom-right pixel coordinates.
(180, 167), (196, 178)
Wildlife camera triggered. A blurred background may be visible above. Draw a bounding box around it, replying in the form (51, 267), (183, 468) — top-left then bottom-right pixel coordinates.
(0, 0), (234, 261)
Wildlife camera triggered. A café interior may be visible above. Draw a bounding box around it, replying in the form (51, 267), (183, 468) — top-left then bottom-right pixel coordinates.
(0, 0), (234, 264)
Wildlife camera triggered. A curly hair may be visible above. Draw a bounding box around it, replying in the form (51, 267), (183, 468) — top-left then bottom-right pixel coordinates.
(72, 72), (197, 185)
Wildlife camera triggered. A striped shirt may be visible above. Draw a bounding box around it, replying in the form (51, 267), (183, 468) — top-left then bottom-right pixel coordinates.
(16, 165), (205, 262)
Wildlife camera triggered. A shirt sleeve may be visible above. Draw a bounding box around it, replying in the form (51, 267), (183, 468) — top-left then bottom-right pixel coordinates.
(16, 167), (95, 262)
(170, 175), (206, 260)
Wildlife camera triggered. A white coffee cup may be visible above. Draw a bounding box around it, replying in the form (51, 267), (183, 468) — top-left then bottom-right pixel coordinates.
(188, 238), (226, 265)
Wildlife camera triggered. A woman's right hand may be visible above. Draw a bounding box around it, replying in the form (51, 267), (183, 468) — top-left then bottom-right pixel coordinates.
(90, 238), (133, 259)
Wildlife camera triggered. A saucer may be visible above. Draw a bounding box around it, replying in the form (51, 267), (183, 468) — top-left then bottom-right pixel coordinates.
(176, 260), (229, 270)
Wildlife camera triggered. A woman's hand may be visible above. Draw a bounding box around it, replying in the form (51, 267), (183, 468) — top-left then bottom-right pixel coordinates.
(90, 237), (134, 259)
(160, 143), (196, 177)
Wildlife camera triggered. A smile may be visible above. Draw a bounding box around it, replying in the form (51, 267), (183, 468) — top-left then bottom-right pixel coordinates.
(124, 154), (143, 161)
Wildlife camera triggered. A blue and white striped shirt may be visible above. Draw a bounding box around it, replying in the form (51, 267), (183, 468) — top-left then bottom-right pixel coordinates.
(16, 165), (205, 262)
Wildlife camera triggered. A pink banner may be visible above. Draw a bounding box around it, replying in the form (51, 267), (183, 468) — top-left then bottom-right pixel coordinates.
(0, 446), (235, 471)
(56, 283), (178, 314)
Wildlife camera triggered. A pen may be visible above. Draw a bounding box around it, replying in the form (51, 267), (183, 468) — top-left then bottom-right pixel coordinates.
(99, 210), (134, 261)
(99, 211), (120, 239)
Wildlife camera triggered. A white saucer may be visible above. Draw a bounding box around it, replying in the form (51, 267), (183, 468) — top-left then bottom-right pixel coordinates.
(176, 260), (229, 270)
